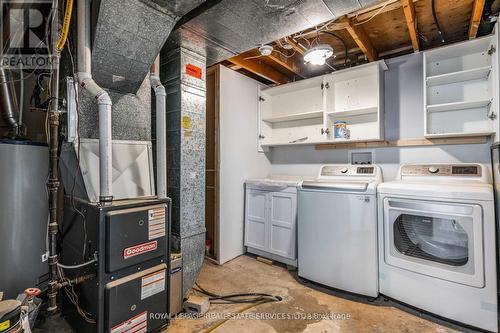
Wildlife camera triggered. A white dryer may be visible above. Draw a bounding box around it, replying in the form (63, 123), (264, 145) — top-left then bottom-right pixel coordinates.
(377, 164), (498, 332)
(298, 164), (382, 297)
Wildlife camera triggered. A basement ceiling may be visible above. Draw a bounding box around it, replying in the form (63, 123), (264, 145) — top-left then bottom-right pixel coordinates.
(167, 0), (381, 65)
(218, 0), (497, 85)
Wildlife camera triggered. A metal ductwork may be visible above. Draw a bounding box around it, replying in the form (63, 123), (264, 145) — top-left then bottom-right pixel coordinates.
(91, 0), (204, 94)
(0, 67), (20, 136)
(169, 0), (381, 65)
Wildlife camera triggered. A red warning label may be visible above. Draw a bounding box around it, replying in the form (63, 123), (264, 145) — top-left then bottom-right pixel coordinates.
(111, 311), (147, 333)
(123, 241), (157, 259)
(186, 63), (202, 79)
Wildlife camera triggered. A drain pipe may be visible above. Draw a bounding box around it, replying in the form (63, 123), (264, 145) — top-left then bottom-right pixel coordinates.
(150, 56), (167, 199)
(77, 0), (113, 203)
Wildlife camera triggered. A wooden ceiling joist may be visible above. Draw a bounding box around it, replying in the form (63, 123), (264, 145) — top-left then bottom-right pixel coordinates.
(341, 17), (378, 61)
(468, 0), (485, 39)
(401, 0), (419, 51)
(284, 38), (306, 55)
(268, 52), (305, 78)
(228, 56), (289, 84)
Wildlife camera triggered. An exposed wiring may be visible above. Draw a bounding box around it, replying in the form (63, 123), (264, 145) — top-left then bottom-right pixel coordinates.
(194, 282), (282, 304)
(321, 31), (349, 68)
(57, 266), (96, 324)
(431, 0), (445, 44)
(202, 299), (277, 333)
(273, 48), (296, 59)
(56, 0), (74, 51)
(57, 258), (97, 270)
(354, 0), (390, 25)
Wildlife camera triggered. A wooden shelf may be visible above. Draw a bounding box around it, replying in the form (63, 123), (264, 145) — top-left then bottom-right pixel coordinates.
(426, 66), (491, 86)
(426, 99), (491, 113)
(315, 136), (489, 150)
(327, 106), (378, 117)
(261, 110), (323, 123)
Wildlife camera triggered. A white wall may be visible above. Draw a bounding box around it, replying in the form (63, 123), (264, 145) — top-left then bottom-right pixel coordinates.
(218, 66), (272, 264)
(270, 53), (492, 181)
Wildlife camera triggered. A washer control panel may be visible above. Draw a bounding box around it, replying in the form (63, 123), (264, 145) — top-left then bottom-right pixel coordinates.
(401, 164), (481, 177)
(321, 165), (375, 176)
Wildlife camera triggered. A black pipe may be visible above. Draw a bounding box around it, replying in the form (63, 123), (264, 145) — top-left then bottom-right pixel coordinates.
(46, 0), (61, 314)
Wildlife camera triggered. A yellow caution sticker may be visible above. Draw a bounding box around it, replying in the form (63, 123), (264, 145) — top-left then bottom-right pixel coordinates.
(181, 116), (192, 129)
(0, 319), (11, 331)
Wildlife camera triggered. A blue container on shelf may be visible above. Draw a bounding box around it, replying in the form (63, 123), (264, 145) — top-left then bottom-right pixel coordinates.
(334, 121), (349, 139)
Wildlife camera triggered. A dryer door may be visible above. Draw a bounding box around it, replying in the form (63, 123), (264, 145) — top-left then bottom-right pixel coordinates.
(383, 197), (484, 288)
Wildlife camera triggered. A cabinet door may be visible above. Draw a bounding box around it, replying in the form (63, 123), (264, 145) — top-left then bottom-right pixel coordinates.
(268, 191), (297, 259)
(244, 189), (268, 250)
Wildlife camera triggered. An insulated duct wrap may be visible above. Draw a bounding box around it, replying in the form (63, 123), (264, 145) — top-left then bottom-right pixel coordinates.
(162, 47), (206, 295)
(168, 0), (380, 65)
(91, 0), (203, 94)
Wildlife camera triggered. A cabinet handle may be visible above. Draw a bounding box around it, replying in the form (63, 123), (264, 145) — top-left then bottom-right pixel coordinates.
(321, 128), (330, 135)
(259, 134), (265, 139)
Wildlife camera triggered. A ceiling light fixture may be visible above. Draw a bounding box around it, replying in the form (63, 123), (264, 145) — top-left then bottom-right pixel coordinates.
(303, 44), (333, 66)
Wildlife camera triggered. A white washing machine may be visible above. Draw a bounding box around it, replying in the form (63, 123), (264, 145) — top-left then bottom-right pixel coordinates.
(378, 164), (498, 332)
(298, 164), (382, 297)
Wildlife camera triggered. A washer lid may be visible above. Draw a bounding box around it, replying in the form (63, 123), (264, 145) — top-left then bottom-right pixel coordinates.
(377, 181), (493, 201)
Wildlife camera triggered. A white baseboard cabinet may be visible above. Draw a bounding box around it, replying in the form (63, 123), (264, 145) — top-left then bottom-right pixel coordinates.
(244, 184), (297, 266)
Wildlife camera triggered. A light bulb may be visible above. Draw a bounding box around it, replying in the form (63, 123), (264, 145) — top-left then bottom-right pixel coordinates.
(303, 44), (333, 66)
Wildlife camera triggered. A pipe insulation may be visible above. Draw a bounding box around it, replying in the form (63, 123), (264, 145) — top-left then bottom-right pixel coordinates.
(77, 0), (113, 202)
(150, 56), (167, 199)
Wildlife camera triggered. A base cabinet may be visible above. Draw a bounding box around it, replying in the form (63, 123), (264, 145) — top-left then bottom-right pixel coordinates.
(244, 185), (297, 266)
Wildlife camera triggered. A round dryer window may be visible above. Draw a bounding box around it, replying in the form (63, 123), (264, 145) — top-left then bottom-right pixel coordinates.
(393, 214), (469, 267)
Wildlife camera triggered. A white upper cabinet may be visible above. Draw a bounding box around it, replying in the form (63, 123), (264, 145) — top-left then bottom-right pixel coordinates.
(423, 34), (498, 138)
(257, 61), (387, 150)
(325, 62), (386, 142)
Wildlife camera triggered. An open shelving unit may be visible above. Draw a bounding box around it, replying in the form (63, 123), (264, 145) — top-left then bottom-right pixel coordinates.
(423, 36), (498, 138)
(258, 61), (387, 150)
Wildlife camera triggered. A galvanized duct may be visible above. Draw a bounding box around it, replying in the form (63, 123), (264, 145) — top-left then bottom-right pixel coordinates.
(162, 47), (206, 296)
(0, 68), (20, 136)
(91, 0), (204, 94)
(170, 0), (380, 65)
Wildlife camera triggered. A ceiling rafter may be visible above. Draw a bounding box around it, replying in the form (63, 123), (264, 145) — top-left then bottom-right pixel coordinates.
(468, 0), (485, 38)
(227, 56), (290, 84)
(401, 0), (420, 51)
(267, 52), (306, 78)
(340, 17), (378, 61)
(284, 38), (306, 55)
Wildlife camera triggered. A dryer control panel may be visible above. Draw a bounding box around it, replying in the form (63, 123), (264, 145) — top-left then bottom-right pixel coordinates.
(401, 164), (482, 177)
(321, 165), (375, 176)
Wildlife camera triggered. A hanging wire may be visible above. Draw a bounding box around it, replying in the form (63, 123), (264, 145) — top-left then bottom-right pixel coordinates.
(354, 0), (390, 25)
(431, 0), (446, 44)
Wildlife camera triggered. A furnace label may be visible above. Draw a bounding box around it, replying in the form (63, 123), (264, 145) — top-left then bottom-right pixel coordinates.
(148, 207), (166, 240)
(123, 241), (158, 259)
(111, 311), (147, 333)
(141, 270), (166, 300)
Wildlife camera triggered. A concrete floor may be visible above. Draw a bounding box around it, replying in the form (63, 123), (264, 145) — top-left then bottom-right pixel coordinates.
(167, 255), (459, 333)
